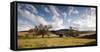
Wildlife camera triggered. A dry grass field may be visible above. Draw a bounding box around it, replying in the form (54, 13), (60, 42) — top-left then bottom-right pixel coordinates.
(17, 37), (96, 49)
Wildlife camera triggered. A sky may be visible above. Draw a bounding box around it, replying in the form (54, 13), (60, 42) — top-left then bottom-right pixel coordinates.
(17, 3), (96, 31)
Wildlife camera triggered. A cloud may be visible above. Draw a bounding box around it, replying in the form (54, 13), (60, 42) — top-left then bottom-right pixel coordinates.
(72, 8), (96, 31)
(44, 7), (50, 13)
(18, 20), (35, 31)
(49, 5), (60, 17)
(90, 8), (96, 16)
(73, 10), (79, 14)
(24, 4), (38, 14)
(17, 4), (96, 31)
(49, 5), (65, 30)
(35, 16), (48, 25)
(50, 15), (65, 30)
(68, 7), (79, 16)
(62, 12), (67, 19)
(18, 3), (48, 31)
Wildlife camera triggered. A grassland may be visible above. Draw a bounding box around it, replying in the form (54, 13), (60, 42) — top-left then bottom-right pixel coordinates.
(17, 37), (96, 49)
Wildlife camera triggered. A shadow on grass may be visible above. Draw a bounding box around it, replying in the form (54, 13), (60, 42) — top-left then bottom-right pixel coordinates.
(79, 34), (97, 39)
(84, 41), (97, 45)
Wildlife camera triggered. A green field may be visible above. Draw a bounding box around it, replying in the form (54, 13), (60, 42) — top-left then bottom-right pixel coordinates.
(18, 37), (96, 49)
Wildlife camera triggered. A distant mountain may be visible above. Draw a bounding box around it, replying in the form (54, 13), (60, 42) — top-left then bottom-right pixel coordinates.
(50, 29), (96, 34)
(50, 29), (71, 36)
(57, 29), (70, 31)
(18, 31), (29, 32)
(50, 29), (96, 37)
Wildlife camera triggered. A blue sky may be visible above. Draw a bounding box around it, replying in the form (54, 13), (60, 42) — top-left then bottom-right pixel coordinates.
(17, 3), (96, 31)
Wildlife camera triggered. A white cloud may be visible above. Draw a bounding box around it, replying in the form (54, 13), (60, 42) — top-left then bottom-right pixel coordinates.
(62, 12), (67, 20)
(44, 7), (50, 13)
(35, 16), (48, 25)
(90, 8), (96, 16)
(18, 19), (35, 31)
(67, 19), (71, 23)
(18, 4), (96, 31)
(18, 26), (33, 31)
(49, 5), (60, 17)
(25, 4), (38, 14)
(50, 15), (65, 30)
(72, 8), (96, 31)
(49, 5), (65, 30)
(73, 9), (79, 14)
(18, 4), (48, 31)
(68, 7), (79, 16)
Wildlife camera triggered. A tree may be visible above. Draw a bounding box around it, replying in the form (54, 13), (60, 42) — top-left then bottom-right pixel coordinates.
(69, 26), (79, 37)
(69, 26), (73, 36)
(33, 24), (52, 38)
(28, 29), (34, 33)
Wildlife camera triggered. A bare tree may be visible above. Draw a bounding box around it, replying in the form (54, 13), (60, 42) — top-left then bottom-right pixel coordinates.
(33, 24), (52, 38)
(69, 26), (79, 37)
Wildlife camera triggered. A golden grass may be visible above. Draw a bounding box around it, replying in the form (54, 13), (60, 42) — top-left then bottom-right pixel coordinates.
(17, 37), (96, 49)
